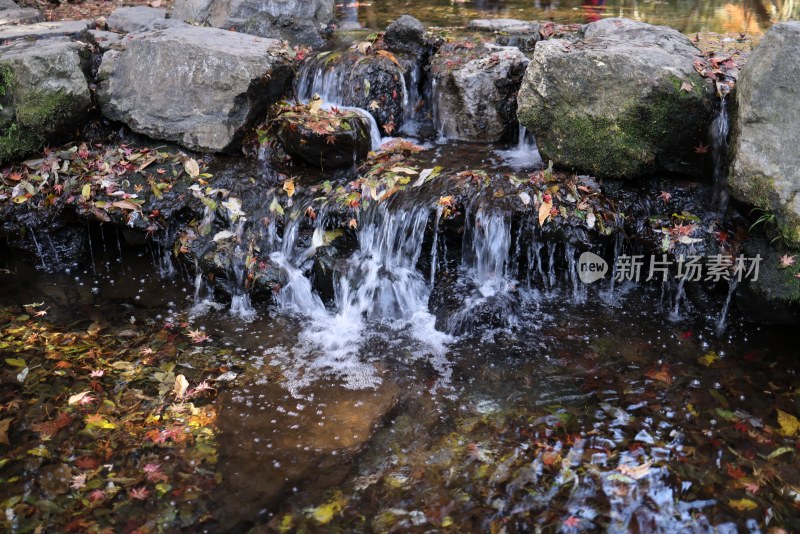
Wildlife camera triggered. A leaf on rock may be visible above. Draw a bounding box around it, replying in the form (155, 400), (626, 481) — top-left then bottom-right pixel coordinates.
(538, 198), (553, 226)
(283, 180), (296, 198)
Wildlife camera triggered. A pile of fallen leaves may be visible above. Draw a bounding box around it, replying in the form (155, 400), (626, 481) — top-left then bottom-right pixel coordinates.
(0, 304), (230, 531)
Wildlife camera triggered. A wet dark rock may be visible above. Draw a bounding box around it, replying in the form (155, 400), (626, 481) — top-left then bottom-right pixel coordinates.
(106, 6), (166, 33)
(384, 15), (426, 58)
(518, 18), (715, 179)
(0, 37), (92, 165)
(736, 233), (800, 324)
(430, 42), (529, 142)
(729, 22), (800, 247)
(276, 106), (372, 169)
(297, 49), (407, 135)
(431, 41), (528, 143)
(171, 0), (334, 47)
(97, 21), (294, 153)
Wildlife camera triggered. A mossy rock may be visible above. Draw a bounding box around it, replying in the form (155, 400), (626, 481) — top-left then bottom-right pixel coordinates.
(517, 18), (714, 179)
(737, 233), (800, 324)
(0, 37), (91, 165)
(728, 22), (800, 247)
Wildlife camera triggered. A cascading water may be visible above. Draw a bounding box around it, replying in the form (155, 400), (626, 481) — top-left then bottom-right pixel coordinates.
(710, 96), (730, 213)
(495, 124), (543, 170)
(295, 59), (391, 151)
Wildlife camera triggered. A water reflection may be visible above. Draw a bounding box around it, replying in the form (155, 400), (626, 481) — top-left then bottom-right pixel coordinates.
(339, 0), (799, 34)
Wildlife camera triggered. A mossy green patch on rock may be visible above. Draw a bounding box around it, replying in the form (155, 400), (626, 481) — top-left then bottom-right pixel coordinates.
(0, 38), (91, 165)
(517, 18), (714, 179)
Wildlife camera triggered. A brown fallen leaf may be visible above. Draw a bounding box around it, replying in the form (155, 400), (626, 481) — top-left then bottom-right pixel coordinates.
(645, 365), (673, 384)
(538, 194), (553, 227)
(31, 413), (70, 438)
(680, 81), (694, 92)
(0, 417), (12, 445)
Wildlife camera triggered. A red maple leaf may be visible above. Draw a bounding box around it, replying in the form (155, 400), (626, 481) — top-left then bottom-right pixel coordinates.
(564, 516), (581, 528)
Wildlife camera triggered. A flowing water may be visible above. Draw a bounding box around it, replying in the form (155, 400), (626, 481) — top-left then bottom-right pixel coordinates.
(2, 7), (800, 532)
(344, 0), (800, 35)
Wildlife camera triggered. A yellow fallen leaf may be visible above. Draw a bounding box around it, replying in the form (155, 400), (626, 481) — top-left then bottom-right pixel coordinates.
(283, 180), (295, 198)
(389, 167), (418, 175)
(777, 409), (799, 436)
(112, 200), (139, 211)
(728, 498), (758, 511)
(184, 158), (200, 178)
(306, 491), (347, 524)
(697, 351), (719, 367)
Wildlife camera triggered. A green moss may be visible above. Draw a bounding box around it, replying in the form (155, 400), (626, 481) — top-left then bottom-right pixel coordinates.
(745, 235), (800, 303)
(521, 70), (710, 179)
(0, 77), (76, 164)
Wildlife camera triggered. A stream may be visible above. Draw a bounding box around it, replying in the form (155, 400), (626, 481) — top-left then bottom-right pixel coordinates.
(1, 2), (800, 533)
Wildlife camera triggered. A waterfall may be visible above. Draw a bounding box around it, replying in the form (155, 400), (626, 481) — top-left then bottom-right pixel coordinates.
(296, 59), (388, 151)
(495, 125), (543, 170)
(27, 225), (48, 270)
(268, 202), (450, 389)
(228, 221), (257, 321)
(710, 96), (730, 213)
(716, 277), (738, 333)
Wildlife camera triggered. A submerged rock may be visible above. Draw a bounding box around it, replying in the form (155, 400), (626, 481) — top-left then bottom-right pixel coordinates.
(729, 22), (800, 247)
(518, 18), (714, 179)
(171, 0), (334, 47)
(0, 38), (91, 165)
(431, 41), (529, 142)
(97, 21), (293, 153)
(106, 6), (166, 33)
(276, 103), (373, 169)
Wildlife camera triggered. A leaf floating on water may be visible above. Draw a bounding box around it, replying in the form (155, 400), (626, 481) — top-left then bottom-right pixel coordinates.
(645, 365), (672, 384)
(698, 351), (719, 367)
(184, 158), (200, 177)
(306, 491), (347, 525)
(616, 460), (653, 480)
(283, 180), (295, 198)
(68, 391), (93, 405)
(173, 374), (189, 399)
(777, 409), (799, 436)
(0, 417), (12, 445)
(728, 498), (758, 511)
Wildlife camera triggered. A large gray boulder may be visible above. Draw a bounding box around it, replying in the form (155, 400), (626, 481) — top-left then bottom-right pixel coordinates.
(518, 18), (714, 179)
(430, 41), (528, 142)
(171, 0), (334, 47)
(106, 6), (166, 33)
(0, 38), (91, 164)
(0, 0), (42, 26)
(97, 21), (293, 153)
(384, 15), (426, 57)
(0, 19), (91, 41)
(729, 22), (800, 246)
